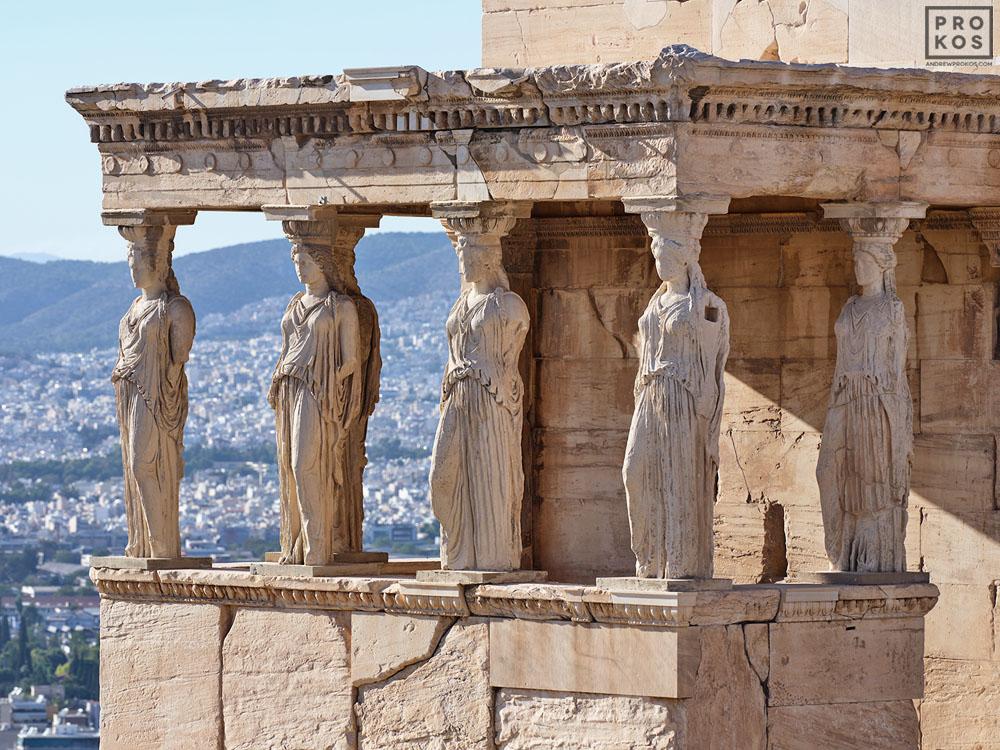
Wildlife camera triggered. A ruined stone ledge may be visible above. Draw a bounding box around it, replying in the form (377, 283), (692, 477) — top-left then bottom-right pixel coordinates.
(90, 566), (938, 626)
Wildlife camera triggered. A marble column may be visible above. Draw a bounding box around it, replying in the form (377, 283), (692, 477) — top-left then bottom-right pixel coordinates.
(94, 209), (209, 570)
(816, 201), (928, 581)
(260, 206), (384, 567)
(421, 201), (542, 582)
(610, 196), (731, 588)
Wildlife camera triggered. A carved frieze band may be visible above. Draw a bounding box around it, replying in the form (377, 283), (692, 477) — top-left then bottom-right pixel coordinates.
(70, 45), (1000, 146)
(92, 573), (939, 626)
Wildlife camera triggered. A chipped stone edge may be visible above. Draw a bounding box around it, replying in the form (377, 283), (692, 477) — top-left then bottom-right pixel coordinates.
(90, 568), (939, 625)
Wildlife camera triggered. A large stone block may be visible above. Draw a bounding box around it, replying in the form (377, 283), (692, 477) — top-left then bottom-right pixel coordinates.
(921, 658), (1000, 750)
(768, 618), (925, 706)
(715, 287), (783, 359)
(701, 233), (782, 287)
(920, 360), (1000, 433)
(535, 288), (647, 359)
(686, 625), (767, 750)
(722, 359), (781, 433)
(767, 701), (919, 750)
(351, 611), (454, 686)
(356, 620), (493, 749)
(923, 582), (995, 661)
(779, 232), (852, 288)
(535, 358), (636, 430)
(915, 284), (993, 360)
(222, 608), (353, 750)
(490, 618), (701, 698)
(494, 688), (684, 749)
(533, 495), (635, 582)
(780, 359), (834, 433)
(713, 499), (787, 584)
(100, 599), (224, 750)
(910, 433), (996, 517)
(535, 245), (653, 290)
(784, 287), (834, 359)
(919, 509), (1000, 585)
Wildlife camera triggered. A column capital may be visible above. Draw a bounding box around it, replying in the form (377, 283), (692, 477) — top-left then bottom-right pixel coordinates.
(821, 201), (928, 242)
(430, 201), (531, 240)
(968, 207), (1000, 268)
(261, 205), (382, 249)
(101, 208), (197, 228)
(621, 194), (731, 218)
(623, 195), (729, 242)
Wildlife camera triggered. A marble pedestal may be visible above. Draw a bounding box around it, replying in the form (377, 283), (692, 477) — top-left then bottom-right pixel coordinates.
(250, 557), (439, 577)
(415, 569), (548, 584)
(91, 569), (939, 750)
(596, 576), (734, 592)
(796, 571), (931, 585)
(90, 555), (212, 571)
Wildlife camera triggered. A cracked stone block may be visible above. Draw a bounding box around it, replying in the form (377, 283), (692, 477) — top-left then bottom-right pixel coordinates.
(490, 618), (701, 698)
(767, 701), (919, 749)
(100, 599), (224, 750)
(495, 688), (684, 748)
(686, 625), (766, 750)
(351, 611), (454, 686)
(910, 434), (996, 517)
(356, 620), (493, 749)
(768, 619), (925, 706)
(222, 608), (354, 750)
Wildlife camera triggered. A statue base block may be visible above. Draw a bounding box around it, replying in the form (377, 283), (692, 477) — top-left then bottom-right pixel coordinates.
(596, 576), (733, 592)
(796, 571), (931, 585)
(263, 550), (390, 564)
(250, 558), (440, 577)
(90, 556), (212, 571)
(415, 569), (548, 584)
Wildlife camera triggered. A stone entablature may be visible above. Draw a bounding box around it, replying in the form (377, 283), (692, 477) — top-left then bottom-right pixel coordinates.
(66, 46), (1000, 211)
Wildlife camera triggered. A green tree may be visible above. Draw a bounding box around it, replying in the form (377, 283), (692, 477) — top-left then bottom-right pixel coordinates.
(0, 615), (10, 649)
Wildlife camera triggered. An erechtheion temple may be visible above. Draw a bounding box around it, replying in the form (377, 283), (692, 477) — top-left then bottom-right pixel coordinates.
(68, 1), (999, 748)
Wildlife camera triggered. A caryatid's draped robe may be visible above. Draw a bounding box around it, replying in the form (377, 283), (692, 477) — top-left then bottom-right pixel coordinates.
(112, 292), (195, 558)
(268, 291), (361, 565)
(430, 288), (529, 570)
(623, 284), (729, 579)
(817, 294), (912, 573)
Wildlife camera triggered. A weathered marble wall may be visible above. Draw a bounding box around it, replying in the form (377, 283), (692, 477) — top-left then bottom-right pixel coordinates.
(482, 0), (1000, 74)
(95, 572), (934, 750)
(699, 217), (1000, 750)
(519, 205), (999, 747)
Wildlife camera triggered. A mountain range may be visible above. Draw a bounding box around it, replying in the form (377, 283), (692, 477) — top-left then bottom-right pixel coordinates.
(0, 232), (457, 354)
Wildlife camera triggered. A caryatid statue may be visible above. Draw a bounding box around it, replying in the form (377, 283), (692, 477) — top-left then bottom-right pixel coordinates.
(268, 219), (363, 566)
(110, 212), (197, 559)
(621, 198), (731, 580)
(817, 202), (927, 574)
(429, 204), (529, 571)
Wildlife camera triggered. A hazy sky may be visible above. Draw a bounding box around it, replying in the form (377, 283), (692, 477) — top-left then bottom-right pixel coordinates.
(0, 1), (482, 262)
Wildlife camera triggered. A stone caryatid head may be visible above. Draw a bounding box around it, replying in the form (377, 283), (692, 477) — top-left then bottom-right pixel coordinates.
(842, 217), (907, 296)
(120, 224), (181, 296)
(643, 210), (710, 293)
(283, 219), (344, 293)
(441, 212), (517, 291)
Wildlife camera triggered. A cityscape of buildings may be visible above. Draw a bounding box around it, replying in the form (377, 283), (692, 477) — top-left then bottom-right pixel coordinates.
(0, 290), (453, 560)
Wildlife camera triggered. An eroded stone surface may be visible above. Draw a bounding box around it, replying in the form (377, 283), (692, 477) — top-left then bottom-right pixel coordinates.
(356, 620), (493, 749)
(100, 599), (223, 750)
(222, 608), (353, 750)
(495, 688), (684, 749)
(767, 701), (919, 750)
(352, 611), (454, 686)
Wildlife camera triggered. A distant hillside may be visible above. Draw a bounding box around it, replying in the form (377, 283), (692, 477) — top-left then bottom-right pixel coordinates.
(0, 232), (457, 354)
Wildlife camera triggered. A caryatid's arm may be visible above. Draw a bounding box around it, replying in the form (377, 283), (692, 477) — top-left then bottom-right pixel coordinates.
(336, 297), (363, 429)
(167, 297), (196, 378)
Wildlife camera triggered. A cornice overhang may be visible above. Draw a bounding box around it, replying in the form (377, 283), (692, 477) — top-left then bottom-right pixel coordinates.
(66, 45), (1000, 144)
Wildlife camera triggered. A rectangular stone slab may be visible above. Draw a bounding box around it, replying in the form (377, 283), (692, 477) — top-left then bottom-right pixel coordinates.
(91, 556), (212, 571)
(597, 577), (734, 592)
(489, 618), (700, 698)
(796, 571), (930, 585)
(416, 569), (548, 584)
(768, 618), (925, 706)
